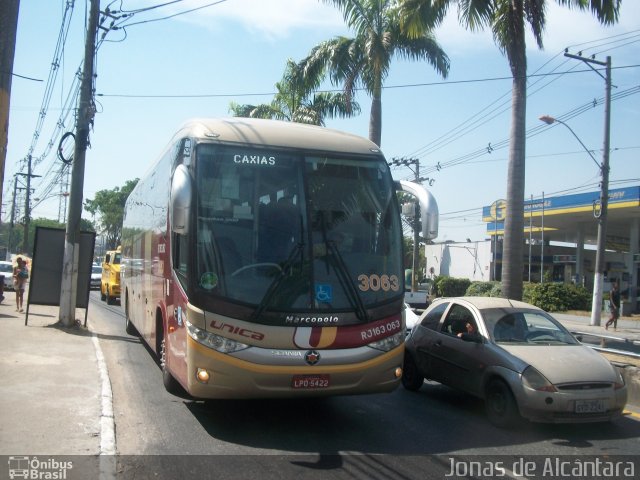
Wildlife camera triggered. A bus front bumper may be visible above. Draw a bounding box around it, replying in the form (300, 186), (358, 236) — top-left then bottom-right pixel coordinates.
(185, 337), (404, 399)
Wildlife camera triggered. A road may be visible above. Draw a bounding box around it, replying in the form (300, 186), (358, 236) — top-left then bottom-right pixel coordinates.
(87, 292), (640, 478)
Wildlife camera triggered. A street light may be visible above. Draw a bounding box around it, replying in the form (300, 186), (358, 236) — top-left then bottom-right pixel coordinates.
(539, 114), (610, 326)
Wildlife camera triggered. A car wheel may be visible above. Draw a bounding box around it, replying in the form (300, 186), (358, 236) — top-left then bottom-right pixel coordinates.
(402, 352), (424, 391)
(485, 379), (521, 428)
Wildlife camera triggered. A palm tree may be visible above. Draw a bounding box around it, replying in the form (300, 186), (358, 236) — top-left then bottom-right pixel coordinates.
(229, 59), (360, 126)
(299, 0), (449, 146)
(398, 0), (620, 300)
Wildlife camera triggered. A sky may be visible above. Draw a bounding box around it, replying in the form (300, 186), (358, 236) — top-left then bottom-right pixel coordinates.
(4, 0), (640, 244)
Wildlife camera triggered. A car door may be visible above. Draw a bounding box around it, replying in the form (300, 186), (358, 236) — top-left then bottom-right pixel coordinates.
(410, 301), (449, 382)
(428, 303), (485, 395)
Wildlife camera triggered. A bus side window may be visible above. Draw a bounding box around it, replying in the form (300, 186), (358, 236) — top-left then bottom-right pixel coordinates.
(173, 233), (189, 284)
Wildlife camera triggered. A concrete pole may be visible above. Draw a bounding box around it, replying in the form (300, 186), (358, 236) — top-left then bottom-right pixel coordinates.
(0, 0), (20, 225)
(59, 0), (100, 327)
(590, 56), (611, 327)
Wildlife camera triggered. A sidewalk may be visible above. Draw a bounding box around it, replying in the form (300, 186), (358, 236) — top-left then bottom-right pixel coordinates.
(0, 294), (102, 456)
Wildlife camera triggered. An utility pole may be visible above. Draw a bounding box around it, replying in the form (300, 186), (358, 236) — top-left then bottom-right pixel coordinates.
(8, 176), (20, 258)
(0, 0), (21, 225)
(21, 154), (40, 254)
(15, 158), (40, 254)
(59, 0), (100, 327)
(564, 52), (611, 327)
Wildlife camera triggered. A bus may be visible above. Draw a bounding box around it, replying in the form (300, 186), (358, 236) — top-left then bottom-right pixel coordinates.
(121, 118), (438, 399)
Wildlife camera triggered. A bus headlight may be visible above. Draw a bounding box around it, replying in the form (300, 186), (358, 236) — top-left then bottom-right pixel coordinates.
(368, 331), (404, 352)
(187, 322), (249, 353)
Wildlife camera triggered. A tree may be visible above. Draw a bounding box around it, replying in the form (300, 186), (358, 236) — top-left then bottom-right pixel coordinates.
(229, 59), (360, 125)
(0, 217), (94, 257)
(300, 0), (449, 146)
(84, 179), (138, 249)
(398, 0), (620, 299)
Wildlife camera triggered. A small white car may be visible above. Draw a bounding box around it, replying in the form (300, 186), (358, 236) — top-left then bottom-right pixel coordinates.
(403, 296), (627, 427)
(90, 264), (102, 290)
(0, 260), (14, 291)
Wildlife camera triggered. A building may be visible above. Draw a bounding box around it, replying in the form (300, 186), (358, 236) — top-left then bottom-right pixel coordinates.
(425, 186), (640, 313)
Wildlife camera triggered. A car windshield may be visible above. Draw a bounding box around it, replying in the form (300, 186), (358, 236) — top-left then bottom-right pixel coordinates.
(482, 308), (578, 345)
(92, 266), (102, 274)
(194, 144), (403, 314)
(0, 263), (12, 274)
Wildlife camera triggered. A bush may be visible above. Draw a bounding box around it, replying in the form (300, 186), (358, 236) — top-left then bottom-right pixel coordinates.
(435, 276), (471, 297)
(526, 282), (591, 312)
(466, 281), (500, 297)
(435, 278), (591, 312)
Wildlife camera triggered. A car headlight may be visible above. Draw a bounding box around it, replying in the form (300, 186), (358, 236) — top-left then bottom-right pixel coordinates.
(187, 321), (249, 353)
(368, 331), (404, 352)
(522, 366), (557, 392)
(613, 366), (625, 390)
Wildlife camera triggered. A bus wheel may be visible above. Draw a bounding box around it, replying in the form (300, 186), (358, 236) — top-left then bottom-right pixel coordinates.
(161, 338), (183, 395)
(125, 296), (137, 336)
(100, 287), (106, 301)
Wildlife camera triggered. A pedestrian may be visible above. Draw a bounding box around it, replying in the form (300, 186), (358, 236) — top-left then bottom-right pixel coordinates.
(605, 282), (620, 331)
(12, 257), (29, 313)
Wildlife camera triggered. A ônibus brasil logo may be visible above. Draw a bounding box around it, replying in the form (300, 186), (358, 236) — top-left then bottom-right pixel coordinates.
(7, 456), (73, 479)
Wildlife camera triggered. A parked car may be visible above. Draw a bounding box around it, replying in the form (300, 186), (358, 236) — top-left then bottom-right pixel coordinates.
(90, 264), (102, 290)
(0, 261), (13, 291)
(403, 296), (627, 427)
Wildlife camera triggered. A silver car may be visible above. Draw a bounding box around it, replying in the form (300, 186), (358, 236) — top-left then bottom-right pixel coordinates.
(403, 297), (627, 427)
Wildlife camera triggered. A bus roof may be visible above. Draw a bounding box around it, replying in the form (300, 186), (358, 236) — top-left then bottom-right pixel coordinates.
(174, 118), (383, 156)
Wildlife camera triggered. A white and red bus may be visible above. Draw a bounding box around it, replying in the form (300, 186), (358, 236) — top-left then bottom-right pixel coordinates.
(121, 118), (438, 399)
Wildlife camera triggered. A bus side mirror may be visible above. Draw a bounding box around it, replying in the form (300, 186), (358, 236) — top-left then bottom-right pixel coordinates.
(395, 180), (439, 240)
(171, 164), (193, 235)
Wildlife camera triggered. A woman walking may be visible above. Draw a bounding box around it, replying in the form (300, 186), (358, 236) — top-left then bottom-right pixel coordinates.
(12, 257), (29, 313)
(605, 282), (620, 331)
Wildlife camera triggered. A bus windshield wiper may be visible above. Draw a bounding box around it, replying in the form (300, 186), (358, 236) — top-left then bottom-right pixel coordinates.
(251, 242), (304, 323)
(317, 212), (369, 322)
(326, 240), (370, 323)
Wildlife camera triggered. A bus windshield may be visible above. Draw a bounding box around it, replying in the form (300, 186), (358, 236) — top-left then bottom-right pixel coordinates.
(195, 144), (403, 317)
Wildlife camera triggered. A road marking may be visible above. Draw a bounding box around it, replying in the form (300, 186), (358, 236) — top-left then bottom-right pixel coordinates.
(91, 331), (117, 480)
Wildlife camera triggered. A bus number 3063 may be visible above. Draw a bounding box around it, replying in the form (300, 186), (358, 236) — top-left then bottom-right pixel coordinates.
(357, 274), (400, 292)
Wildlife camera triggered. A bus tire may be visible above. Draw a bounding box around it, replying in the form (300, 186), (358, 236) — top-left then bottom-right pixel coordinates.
(161, 338), (183, 395)
(100, 286), (106, 301)
(124, 296), (137, 336)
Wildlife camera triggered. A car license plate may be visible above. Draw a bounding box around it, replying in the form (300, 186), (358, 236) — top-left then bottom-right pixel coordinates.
(292, 374), (330, 389)
(575, 399), (605, 414)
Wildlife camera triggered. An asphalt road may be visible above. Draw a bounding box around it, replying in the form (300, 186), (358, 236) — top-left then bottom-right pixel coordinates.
(87, 292), (640, 479)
